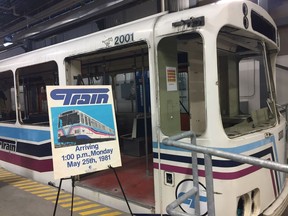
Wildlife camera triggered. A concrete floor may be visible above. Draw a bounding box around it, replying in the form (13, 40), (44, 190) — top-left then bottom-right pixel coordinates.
(0, 168), (127, 216)
(0, 181), (74, 216)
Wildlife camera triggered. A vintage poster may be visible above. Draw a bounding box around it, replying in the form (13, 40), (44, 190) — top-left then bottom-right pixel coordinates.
(46, 86), (121, 179)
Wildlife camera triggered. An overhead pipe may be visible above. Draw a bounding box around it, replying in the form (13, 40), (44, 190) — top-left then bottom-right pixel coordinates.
(0, 0), (144, 52)
(12, 0), (136, 41)
(0, 6), (21, 17)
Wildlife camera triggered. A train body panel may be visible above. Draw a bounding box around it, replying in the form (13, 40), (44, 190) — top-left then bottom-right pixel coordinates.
(0, 124), (53, 184)
(154, 116), (286, 214)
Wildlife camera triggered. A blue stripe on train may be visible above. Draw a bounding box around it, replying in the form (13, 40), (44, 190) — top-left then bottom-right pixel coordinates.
(0, 126), (50, 142)
(154, 136), (275, 154)
(0, 126), (52, 158)
(154, 147), (274, 167)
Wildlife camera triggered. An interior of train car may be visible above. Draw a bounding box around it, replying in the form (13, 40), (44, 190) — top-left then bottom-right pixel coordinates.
(0, 62), (58, 126)
(64, 42), (155, 207)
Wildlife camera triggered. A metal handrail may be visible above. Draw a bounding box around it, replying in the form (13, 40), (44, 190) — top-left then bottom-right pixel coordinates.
(166, 187), (198, 216)
(163, 131), (288, 216)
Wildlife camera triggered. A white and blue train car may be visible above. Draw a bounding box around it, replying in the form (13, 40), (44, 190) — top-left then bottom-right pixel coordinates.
(0, 0), (287, 215)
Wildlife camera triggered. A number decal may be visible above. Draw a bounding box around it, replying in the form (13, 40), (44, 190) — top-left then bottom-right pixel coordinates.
(115, 33), (134, 45)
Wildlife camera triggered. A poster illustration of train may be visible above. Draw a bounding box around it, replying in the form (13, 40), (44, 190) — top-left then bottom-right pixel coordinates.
(47, 86), (121, 179)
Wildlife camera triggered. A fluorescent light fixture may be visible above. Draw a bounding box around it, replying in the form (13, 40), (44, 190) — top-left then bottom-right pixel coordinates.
(3, 35), (13, 47)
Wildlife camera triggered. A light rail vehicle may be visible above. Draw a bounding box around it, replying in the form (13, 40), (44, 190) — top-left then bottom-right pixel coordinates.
(0, 0), (287, 215)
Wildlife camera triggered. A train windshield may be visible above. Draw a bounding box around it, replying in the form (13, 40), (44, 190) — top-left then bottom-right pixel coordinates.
(59, 112), (80, 127)
(217, 26), (278, 137)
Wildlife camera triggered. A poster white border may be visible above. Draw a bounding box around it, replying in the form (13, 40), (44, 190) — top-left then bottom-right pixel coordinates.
(47, 85), (121, 179)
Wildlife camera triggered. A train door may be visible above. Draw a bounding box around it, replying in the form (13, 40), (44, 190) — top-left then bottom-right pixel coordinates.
(65, 42), (154, 208)
(156, 32), (205, 214)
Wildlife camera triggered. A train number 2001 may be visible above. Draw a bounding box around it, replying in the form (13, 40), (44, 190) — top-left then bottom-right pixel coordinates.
(115, 33), (134, 45)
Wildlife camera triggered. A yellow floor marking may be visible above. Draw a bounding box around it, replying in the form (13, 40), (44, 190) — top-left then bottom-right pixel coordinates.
(72, 204), (100, 211)
(52, 197), (82, 204)
(17, 184), (43, 189)
(0, 173), (17, 176)
(0, 175), (20, 178)
(37, 191), (61, 197)
(61, 200), (91, 208)
(44, 193), (72, 200)
(79, 207), (110, 215)
(2, 177), (25, 183)
(10, 180), (32, 186)
(31, 189), (57, 195)
(23, 186), (50, 192)
(0, 175), (19, 181)
(99, 212), (123, 216)
(0, 176), (15, 179)
(13, 181), (39, 186)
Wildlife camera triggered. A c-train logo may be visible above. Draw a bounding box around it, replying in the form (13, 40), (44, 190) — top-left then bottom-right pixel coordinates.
(50, 88), (110, 105)
(0, 139), (17, 152)
(176, 179), (208, 216)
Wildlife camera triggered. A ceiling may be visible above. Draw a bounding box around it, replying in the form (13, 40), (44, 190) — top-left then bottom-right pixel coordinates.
(0, 0), (146, 51)
(0, 0), (288, 53)
(0, 0), (80, 40)
(0, 0), (64, 30)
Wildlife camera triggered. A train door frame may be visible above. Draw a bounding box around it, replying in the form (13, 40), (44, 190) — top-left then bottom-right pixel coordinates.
(64, 41), (154, 206)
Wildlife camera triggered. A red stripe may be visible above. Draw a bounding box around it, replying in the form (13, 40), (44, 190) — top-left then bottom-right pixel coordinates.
(154, 163), (262, 180)
(154, 159), (278, 195)
(0, 150), (53, 172)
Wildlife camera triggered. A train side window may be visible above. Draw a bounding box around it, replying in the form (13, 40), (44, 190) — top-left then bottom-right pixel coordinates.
(80, 114), (84, 124)
(157, 33), (206, 136)
(16, 61), (59, 126)
(0, 71), (16, 123)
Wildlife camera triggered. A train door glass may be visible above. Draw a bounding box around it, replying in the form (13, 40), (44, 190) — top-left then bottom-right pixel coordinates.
(0, 70), (16, 123)
(217, 26), (277, 137)
(15, 61), (59, 126)
(157, 32), (205, 136)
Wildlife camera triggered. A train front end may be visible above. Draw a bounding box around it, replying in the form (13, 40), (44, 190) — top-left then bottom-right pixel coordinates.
(153, 1), (288, 215)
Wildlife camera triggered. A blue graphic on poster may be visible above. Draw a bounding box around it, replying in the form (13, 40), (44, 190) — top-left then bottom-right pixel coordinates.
(51, 105), (115, 147)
